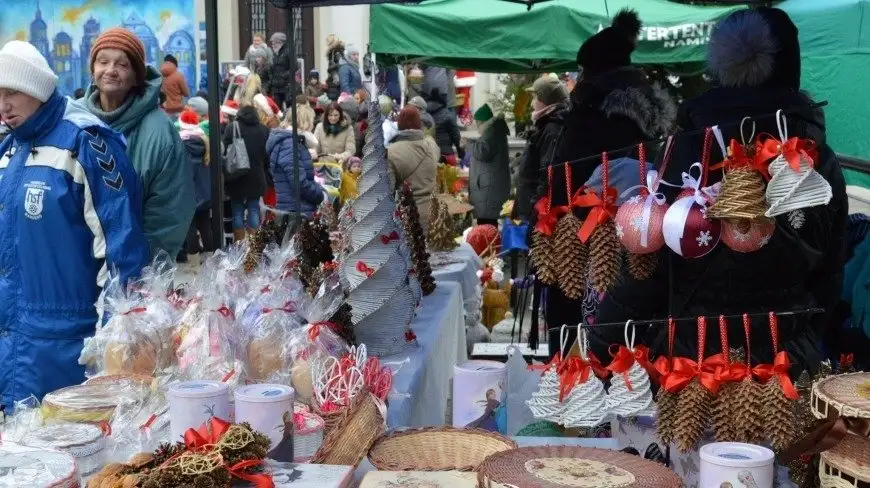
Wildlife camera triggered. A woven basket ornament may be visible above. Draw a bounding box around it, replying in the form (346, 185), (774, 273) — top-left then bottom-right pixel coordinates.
(763, 110), (832, 218)
(604, 320), (656, 418)
(558, 327), (610, 428)
(526, 325), (571, 422)
(707, 122), (769, 221)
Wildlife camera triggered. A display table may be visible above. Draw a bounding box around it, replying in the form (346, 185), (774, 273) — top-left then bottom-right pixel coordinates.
(431, 243), (483, 303)
(384, 281), (466, 428)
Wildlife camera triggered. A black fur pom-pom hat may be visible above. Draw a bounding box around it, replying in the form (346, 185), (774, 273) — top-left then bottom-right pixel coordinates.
(576, 9), (642, 79)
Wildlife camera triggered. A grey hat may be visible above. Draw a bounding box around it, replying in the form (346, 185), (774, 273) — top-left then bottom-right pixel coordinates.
(270, 32), (287, 44)
(408, 96), (427, 111)
(525, 76), (568, 106)
(346, 43), (360, 55)
(187, 96), (208, 117)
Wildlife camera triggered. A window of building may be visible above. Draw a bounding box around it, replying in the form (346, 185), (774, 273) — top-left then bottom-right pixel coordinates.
(250, 0), (267, 38)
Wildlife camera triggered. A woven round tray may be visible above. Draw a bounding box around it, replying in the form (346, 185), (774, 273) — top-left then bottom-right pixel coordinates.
(820, 434), (870, 486)
(812, 372), (870, 420)
(368, 427), (517, 472)
(476, 446), (683, 488)
(311, 389), (386, 467)
(42, 381), (148, 424)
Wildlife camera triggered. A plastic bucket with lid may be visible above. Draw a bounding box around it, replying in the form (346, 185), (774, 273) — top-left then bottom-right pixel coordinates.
(699, 442), (775, 488)
(234, 384), (295, 449)
(167, 380), (231, 442)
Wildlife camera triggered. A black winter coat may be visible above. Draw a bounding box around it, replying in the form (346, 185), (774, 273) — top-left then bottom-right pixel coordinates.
(591, 87), (848, 375)
(223, 106), (270, 201)
(514, 104), (567, 220)
(271, 44), (293, 96)
(427, 99), (463, 159)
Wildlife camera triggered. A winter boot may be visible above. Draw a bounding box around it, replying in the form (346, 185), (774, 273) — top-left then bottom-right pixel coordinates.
(233, 229), (246, 242)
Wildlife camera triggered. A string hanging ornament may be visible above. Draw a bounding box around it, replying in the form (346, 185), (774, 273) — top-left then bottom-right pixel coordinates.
(670, 316), (719, 452)
(733, 314), (766, 444)
(530, 165), (562, 286)
(709, 315), (741, 442)
(654, 317), (678, 446)
(558, 326), (610, 428)
(763, 110), (832, 218)
(759, 312), (800, 453)
(575, 152), (621, 293)
(526, 324), (572, 422)
(553, 164), (588, 299)
(604, 320), (657, 418)
(615, 141), (670, 267)
(662, 128), (722, 258)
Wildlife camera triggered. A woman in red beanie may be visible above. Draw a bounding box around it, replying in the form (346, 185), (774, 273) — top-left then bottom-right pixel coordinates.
(387, 106), (440, 230)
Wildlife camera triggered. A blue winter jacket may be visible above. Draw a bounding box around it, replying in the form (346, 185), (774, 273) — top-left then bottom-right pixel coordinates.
(267, 129), (324, 218)
(0, 92), (149, 411)
(338, 57), (362, 95)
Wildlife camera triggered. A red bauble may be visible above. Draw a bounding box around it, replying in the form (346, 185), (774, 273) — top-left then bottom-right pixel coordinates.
(721, 219), (775, 253)
(614, 194), (668, 253)
(663, 195), (721, 258)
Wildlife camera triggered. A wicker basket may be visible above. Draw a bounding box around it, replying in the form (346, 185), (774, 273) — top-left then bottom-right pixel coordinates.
(368, 427), (517, 472)
(477, 446), (683, 488)
(819, 434), (870, 487)
(311, 389), (386, 467)
(812, 372), (870, 420)
(311, 401), (345, 437)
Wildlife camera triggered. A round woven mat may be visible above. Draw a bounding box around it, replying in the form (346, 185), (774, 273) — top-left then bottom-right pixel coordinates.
(476, 446), (682, 488)
(814, 372), (870, 419)
(820, 434), (870, 482)
(368, 427), (517, 471)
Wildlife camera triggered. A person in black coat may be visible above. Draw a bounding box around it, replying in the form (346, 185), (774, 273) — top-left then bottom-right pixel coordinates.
(270, 32), (293, 109)
(541, 10), (676, 355)
(590, 7), (848, 375)
(223, 105), (270, 240)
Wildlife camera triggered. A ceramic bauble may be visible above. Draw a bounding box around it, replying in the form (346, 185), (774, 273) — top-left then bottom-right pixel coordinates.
(614, 192), (668, 254)
(721, 218), (775, 253)
(663, 195), (721, 258)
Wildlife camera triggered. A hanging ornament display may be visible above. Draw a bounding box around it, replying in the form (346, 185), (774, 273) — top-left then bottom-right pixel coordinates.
(762, 110), (832, 218)
(553, 165), (587, 300)
(670, 316), (719, 452)
(575, 153), (621, 294)
(530, 166), (562, 286)
(558, 327), (610, 428)
(604, 321), (656, 418)
(663, 128), (722, 258)
(709, 315), (740, 442)
(654, 318), (678, 446)
(615, 142), (669, 255)
(527, 325), (573, 422)
(707, 122), (769, 221)
(734, 314), (766, 444)
(759, 312), (800, 453)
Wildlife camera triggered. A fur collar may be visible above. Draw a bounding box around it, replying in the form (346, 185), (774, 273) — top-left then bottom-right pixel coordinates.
(572, 67), (677, 138)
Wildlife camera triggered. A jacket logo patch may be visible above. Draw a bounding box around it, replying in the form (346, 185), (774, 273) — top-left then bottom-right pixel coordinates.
(103, 173), (123, 191)
(88, 133), (123, 191)
(24, 184), (45, 220)
(97, 155), (116, 173)
(89, 137), (107, 155)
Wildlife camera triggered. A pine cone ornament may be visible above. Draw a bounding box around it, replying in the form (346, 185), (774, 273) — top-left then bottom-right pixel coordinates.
(531, 230), (556, 285)
(711, 382), (739, 442)
(655, 388), (678, 446)
(733, 378), (766, 444)
(589, 220), (621, 293)
(674, 380), (713, 452)
(399, 184), (436, 295)
(763, 378), (798, 452)
(243, 227), (267, 274)
(626, 252), (657, 281)
(427, 199), (458, 251)
(553, 212), (587, 299)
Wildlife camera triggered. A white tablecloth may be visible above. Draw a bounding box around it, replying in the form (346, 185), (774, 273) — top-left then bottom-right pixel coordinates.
(383, 281), (466, 428)
(431, 243), (482, 303)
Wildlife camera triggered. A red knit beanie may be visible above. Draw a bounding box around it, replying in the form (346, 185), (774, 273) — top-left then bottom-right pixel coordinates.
(89, 28), (147, 89)
(179, 109), (200, 130)
(397, 106), (422, 131)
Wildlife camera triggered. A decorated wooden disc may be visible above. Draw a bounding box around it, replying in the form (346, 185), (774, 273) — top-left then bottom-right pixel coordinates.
(812, 372), (870, 420)
(476, 446), (682, 488)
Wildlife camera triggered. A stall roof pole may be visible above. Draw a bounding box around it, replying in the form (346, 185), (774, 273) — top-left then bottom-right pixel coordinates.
(205, 0), (225, 249)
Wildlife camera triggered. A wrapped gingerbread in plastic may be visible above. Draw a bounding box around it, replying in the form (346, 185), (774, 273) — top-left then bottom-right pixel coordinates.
(287, 272), (349, 404)
(239, 274), (304, 385)
(79, 272), (166, 379)
(128, 252), (181, 375)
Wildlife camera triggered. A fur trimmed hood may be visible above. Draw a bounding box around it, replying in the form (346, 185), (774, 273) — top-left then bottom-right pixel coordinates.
(572, 67), (677, 138)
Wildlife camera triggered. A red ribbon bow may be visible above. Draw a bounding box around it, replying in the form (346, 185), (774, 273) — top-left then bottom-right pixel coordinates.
(555, 353), (608, 401)
(751, 351), (799, 400)
(121, 307), (147, 316)
(356, 261), (375, 277)
(307, 321), (337, 342)
(262, 301), (297, 314)
(216, 305), (235, 320)
(533, 197), (567, 236)
(380, 231), (400, 244)
(663, 357), (722, 394)
(322, 260), (338, 272)
(182, 418), (274, 488)
(572, 187), (618, 243)
(229, 459), (275, 488)
(606, 345), (658, 390)
(756, 136), (818, 173)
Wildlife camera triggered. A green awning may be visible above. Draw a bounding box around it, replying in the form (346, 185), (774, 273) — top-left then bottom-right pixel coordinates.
(370, 0), (742, 72)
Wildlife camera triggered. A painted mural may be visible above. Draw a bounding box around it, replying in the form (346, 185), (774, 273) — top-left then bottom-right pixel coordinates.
(0, 0), (197, 97)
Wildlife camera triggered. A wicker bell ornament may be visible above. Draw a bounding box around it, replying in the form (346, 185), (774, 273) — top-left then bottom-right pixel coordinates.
(707, 123), (769, 222)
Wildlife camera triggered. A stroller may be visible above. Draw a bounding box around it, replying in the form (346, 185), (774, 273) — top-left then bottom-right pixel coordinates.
(313, 159), (343, 202)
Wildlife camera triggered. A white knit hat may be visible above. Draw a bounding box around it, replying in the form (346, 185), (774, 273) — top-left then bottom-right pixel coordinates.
(0, 41), (57, 102)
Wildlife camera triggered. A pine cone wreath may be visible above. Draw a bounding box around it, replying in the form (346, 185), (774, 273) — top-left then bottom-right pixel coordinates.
(553, 212), (587, 299)
(655, 388), (678, 446)
(674, 380), (713, 452)
(588, 220), (621, 293)
(711, 383), (739, 442)
(733, 378), (766, 444)
(763, 379), (798, 453)
(627, 252), (657, 281)
(531, 230), (556, 285)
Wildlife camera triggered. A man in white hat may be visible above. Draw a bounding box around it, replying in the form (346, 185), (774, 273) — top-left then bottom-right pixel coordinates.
(0, 40), (148, 410)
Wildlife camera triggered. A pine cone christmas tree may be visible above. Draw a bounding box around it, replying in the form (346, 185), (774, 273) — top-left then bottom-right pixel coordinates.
(674, 380), (713, 452)
(553, 212), (587, 299)
(763, 377), (798, 453)
(627, 252), (657, 281)
(711, 382), (739, 442)
(588, 220), (621, 293)
(733, 378), (765, 444)
(531, 230), (556, 285)
(399, 184), (436, 296)
(655, 388), (678, 446)
(427, 199), (459, 251)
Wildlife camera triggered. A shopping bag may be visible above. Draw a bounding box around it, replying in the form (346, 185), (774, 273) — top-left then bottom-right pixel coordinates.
(500, 218), (529, 254)
(224, 121), (250, 181)
(505, 345), (543, 435)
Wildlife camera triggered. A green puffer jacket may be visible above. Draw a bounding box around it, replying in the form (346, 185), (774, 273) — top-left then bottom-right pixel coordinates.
(84, 66), (195, 258)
